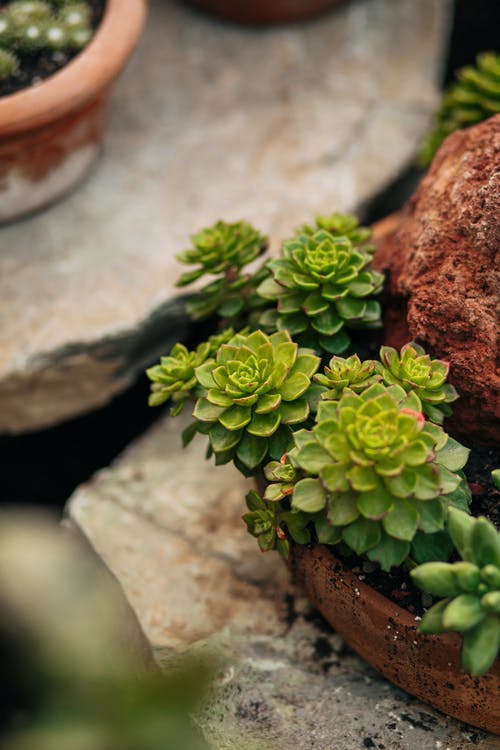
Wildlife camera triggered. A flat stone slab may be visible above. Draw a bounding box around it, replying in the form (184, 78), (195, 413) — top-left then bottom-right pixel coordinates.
(67, 413), (497, 750)
(0, 0), (452, 432)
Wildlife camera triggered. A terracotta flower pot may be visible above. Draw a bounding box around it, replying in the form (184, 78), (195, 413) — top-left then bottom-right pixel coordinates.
(0, 0), (147, 223)
(291, 543), (500, 735)
(186, 0), (348, 25)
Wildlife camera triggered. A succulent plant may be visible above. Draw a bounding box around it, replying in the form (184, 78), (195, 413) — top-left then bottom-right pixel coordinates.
(420, 52), (500, 167)
(0, 0), (93, 80)
(411, 508), (500, 676)
(492, 469), (500, 491)
(314, 353), (381, 400)
(191, 329), (320, 472)
(257, 229), (384, 356)
(147, 341), (211, 413)
(377, 342), (458, 424)
(284, 383), (470, 571)
(176, 220), (269, 324)
(299, 212), (375, 256)
(0, 46), (18, 79)
(243, 488), (310, 558)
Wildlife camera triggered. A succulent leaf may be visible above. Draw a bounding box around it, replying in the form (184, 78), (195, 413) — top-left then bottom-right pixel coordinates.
(412, 510), (500, 676)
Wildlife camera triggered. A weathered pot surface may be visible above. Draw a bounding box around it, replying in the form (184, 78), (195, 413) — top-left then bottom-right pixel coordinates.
(0, 0), (147, 223)
(291, 543), (500, 735)
(186, 0), (348, 25)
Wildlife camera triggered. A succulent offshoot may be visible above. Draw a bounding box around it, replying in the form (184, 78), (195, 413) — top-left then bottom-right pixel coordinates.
(420, 51), (500, 167)
(176, 220), (269, 325)
(258, 229), (384, 356)
(377, 342), (458, 425)
(314, 353), (381, 400)
(411, 508), (500, 676)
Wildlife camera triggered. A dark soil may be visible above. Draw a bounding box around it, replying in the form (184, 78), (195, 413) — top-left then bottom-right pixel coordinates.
(0, 0), (105, 98)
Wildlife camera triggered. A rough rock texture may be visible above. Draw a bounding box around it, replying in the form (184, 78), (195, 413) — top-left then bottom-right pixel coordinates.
(0, 0), (452, 434)
(374, 116), (500, 444)
(67, 413), (497, 749)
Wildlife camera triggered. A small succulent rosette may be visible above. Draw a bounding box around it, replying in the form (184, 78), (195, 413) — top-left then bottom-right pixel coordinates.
(258, 229), (384, 356)
(176, 220), (268, 323)
(314, 353), (381, 400)
(270, 382), (471, 571)
(191, 329), (321, 473)
(299, 212), (376, 256)
(411, 508), (500, 676)
(377, 342), (458, 424)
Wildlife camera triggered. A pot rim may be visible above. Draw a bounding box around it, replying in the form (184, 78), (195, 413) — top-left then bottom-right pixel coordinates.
(0, 0), (147, 137)
(296, 542), (500, 666)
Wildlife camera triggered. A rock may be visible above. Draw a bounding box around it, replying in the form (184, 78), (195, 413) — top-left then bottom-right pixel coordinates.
(67, 412), (497, 749)
(0, 0), (452, 433)
(374, 116), (500, 444)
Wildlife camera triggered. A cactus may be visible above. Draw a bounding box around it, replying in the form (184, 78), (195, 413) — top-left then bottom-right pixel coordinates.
(0, 0), (94, 85)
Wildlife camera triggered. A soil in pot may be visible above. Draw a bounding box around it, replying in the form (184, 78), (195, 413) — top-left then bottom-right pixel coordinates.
(0, 0), (105, 98)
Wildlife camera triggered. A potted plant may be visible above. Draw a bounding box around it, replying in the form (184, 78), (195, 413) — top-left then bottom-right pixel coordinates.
(144, 65), (500, 732)
(184, 0), (349, 26)
(0, 0), (146, 223)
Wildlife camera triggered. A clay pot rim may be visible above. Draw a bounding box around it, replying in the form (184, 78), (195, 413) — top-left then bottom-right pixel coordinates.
(0, 0), (147, 137)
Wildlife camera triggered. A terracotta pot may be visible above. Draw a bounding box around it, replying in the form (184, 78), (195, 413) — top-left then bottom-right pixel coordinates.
(186, 0), (348, 25)
(291, 543), (500, 735)
(0, 0), (147, 223)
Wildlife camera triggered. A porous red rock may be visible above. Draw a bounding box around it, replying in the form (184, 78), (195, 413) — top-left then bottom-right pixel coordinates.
(374, 116), (500, 444)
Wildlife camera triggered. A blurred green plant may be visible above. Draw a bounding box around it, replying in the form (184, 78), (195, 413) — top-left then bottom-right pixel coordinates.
(0, 0), (94, 83)
(0, 512), (215, 750)
(419, 51), (500, 167)
(411, 508), (500, 676)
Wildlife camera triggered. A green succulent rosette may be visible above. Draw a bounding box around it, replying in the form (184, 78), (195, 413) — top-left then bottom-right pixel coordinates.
(377, 342), (458, 424)
(285, 382), (470, 571)
(411, 508), (500, 676)
(243, 488), (310, 558)
(257, 229), (384, 356)
(299, 212), (375, 256)
(147, 341), (211, 413)
(176, 220), (269, 323)
(314, 353), (381, 400)
(420, 52), (500, 167)
(192, 329), (320, 473)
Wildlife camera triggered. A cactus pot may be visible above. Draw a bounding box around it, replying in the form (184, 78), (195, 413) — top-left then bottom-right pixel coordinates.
(290, 542), (500, 735)
(186, 0), (348, 25)
(0, 0), (147, 224)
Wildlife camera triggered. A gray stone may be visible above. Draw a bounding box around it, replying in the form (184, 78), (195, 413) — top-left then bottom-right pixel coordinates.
(0, 0), (452, 432)
(67, 413), (497, 750)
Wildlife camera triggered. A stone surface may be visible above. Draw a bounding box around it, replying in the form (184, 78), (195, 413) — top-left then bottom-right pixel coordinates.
(0, 0), (452, 433)
(67, 413), (497, 749)
(374, 116), (500, 445)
